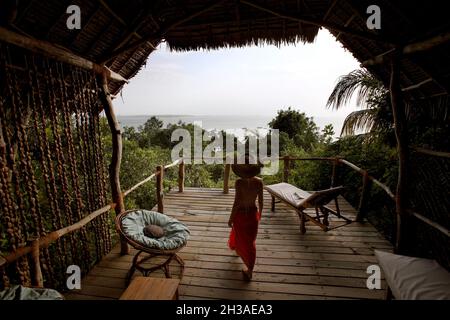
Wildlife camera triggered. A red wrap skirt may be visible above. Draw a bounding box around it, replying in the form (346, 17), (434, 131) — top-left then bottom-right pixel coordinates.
(228, 208), (261, 270)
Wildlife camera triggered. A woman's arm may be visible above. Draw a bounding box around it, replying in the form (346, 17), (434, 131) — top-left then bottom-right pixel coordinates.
(258, 180), (264, 214)
(228, 180), (240, 227)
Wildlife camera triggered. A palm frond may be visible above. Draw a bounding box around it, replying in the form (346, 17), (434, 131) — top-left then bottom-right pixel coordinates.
(327, 69), (387, 110)
(340, 109), (378, 136)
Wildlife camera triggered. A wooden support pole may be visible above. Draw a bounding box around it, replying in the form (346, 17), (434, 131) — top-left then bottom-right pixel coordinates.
(223, 164), (231, 194)
(390, 58), (411, 254)
(178, 160), (185, 193)
(30, 239), (44, 288)
(100, 73), (128, 255)
(356, 171), (372, 222)
(0, 26), (127, 83)
(156, 165), (164, 213)
(283, 156), (290, 182)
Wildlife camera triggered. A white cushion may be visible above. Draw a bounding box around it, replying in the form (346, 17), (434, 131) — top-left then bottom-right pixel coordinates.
(375, 250), (450, 300)
(265, 182), (312, 208)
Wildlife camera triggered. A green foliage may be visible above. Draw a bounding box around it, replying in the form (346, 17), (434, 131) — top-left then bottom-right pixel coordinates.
(269, 107), (320, 152)
(103, 118), (227, 210)
(122, 141), (171, 209)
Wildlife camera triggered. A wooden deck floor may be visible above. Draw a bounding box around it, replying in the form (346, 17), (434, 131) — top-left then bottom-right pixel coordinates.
(66, 187), (393, 300)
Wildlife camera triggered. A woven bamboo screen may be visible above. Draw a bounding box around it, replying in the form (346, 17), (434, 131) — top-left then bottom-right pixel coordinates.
(409, 152), (450, 270)
(0, 42), (112, 289)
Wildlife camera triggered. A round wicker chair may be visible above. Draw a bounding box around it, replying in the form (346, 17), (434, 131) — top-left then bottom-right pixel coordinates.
(115, 209), (189, 285)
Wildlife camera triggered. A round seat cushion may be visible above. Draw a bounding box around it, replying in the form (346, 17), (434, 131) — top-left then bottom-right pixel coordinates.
(143, 224), (165, 238)
(121, 210), (190, 251)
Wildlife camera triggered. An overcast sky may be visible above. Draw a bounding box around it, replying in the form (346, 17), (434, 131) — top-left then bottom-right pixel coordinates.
(113, 29), (360, 119)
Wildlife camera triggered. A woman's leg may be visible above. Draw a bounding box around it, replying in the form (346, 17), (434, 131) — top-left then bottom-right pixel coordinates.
(232, 212), (259, 280)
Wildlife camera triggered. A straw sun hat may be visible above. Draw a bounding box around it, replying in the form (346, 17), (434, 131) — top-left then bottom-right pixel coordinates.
(231, 155), (263, 179)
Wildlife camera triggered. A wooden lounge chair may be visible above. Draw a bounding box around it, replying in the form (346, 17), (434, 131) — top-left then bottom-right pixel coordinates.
(265, 182), (352, 234)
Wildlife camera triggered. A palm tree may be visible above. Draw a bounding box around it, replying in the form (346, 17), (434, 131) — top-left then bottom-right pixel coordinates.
(326, 69), (392, 137)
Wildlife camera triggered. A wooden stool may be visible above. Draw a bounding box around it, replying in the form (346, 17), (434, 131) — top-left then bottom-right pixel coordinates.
(119, 277), (180, 300)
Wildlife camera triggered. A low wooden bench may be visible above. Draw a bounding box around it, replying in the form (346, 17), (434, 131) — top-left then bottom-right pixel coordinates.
(119, 277), (180, 300)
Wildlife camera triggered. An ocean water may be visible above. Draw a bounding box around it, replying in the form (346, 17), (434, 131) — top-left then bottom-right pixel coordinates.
(116, 114), (345, 137)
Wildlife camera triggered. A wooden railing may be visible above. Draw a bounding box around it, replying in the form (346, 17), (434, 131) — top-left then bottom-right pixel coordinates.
(2, 155), (448, 288)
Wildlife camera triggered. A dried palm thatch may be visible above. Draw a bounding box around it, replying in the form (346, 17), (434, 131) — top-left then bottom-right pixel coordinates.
(0, 0), (448, 99)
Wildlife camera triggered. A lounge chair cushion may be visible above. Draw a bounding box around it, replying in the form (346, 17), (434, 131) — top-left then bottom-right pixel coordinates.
(265, 183), (344, 209)
(375, 250), (450, 300)
(265, 182), (312, 208)
(122, 210), (190, 251)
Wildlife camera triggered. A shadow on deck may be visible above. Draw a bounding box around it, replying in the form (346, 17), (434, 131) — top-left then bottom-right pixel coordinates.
(66, 187), (392, 300)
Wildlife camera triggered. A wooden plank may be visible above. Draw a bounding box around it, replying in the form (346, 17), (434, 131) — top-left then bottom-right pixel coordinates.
(181, 275), (384, 299)
(64, 293), (114, 300)
(178, 285), (353, 300)
(99, 252), (378, 271)
(94, 258), (376, 280)
(68, 284), (124, 299)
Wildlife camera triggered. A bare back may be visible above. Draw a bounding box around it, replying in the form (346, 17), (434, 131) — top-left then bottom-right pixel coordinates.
(232, 177), (264, 214)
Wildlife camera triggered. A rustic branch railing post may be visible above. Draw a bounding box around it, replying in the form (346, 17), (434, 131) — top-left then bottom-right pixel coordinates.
(283, 156), (290, 182)
(390, 58), (411, 254)
(100, 72), (128, 255)
(223, 163), (231, 194)
(156, 165), (164, 213)
(178, 160), (185, 192)
(330, 158), (339, 187)
(30, 239), (43, 288)
(331, 158), (341, 214)
(356, 170), (372, 222)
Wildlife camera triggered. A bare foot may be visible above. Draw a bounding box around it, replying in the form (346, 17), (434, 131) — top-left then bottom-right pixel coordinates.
(242, 268), (253, 281)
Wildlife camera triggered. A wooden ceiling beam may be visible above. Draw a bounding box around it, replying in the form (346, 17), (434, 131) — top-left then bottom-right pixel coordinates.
(45, 0), (73, 39)
(105, 5), (157, 60)
(98, 0), (127, 27)
(335, 13), (356, 41)
(401, 78), (433, 92)
(67, 3), (102, 47)
(322, 0), (339, 22)
(362, 32), (450, 66)
(0, 26), (127, 83)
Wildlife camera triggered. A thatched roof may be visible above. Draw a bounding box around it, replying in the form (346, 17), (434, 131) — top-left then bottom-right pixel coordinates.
(1, 0), (449, 99)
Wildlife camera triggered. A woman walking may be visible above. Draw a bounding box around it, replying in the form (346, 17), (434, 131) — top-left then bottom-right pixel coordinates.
(228, 159), (264, 280)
